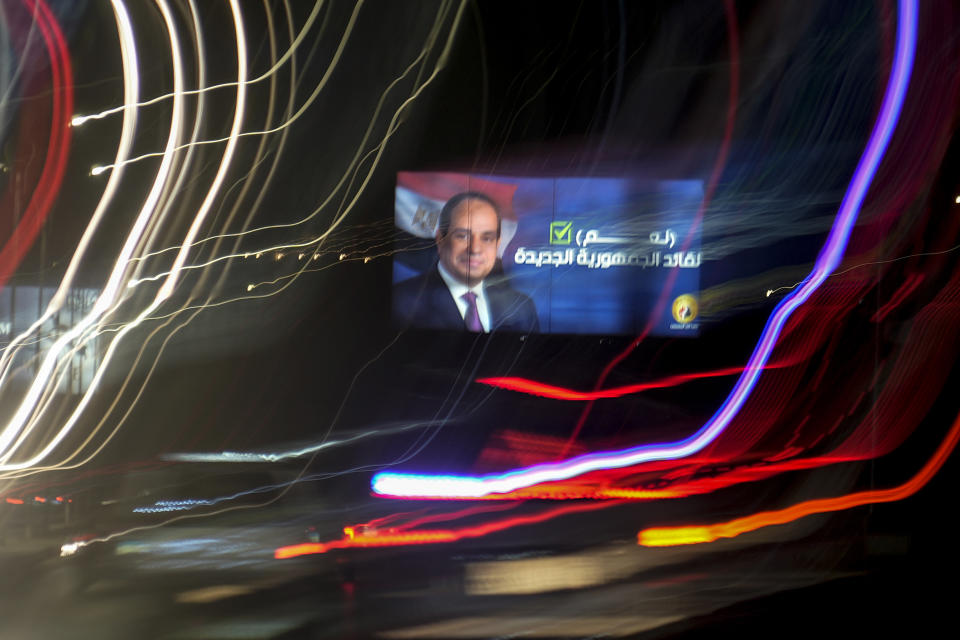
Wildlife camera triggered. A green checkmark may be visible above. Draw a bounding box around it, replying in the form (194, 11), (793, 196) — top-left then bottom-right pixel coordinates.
(550, 221), (573, 244)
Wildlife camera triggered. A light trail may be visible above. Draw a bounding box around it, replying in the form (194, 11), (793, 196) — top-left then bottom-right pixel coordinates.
(1, 310), (185, 479)
(28, 0), (452, 380)
(373, 485), (681, 501)
(475, 362), (793, 401)
(156, 0), (246, 301)
(120, 0), (468, 298)
(385, 502), (522, 532)
(123, 0), (460, 295)
(553, 0), (741, 462)
(0, 0), (208, 470)
(89, 1), (365, 177)
(0, 0), (146, 461)
(7, 1), (305, 475)
(4, 11), (447, 457)
(127, 0), (211, 275)
(0, 0), (211, 412)
(0, 0), (101, 388)
(639, 408), (960, 546)
(371, 0), (918, 499)
(274, 500), (621, 559)
(0, 0), (73, 291)
(126, 0), (456, 265)
(161, 420), (443, 463)
(68, 0), (325, 127)
(765, 242), (960, 297)
(0, 0), (383, 477)
(182, 0), (296, 304)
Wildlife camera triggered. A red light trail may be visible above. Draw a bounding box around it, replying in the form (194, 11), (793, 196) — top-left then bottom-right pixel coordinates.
(557, 0), (740, 459)
(477, 364), (782, 401)
(639, 409), (960, 546)
(0, 0), (73, 288)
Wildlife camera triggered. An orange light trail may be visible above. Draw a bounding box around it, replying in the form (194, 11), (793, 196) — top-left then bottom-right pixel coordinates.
(275, 500), (621, 559)
(638, 409), (960, 547)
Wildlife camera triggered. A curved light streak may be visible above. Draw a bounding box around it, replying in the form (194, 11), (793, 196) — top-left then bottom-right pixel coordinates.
(476, 362), (792, 401)
(122, 0), (468, 293)
(127, 0), (456, 265)
(0, 0), (146, 460)
(3, 0), (249, 471)
(184, 0), (293, 301)
(639, 407), (960, 546)
(163, 420), (441, 463)
(0, 0), (193, 468)
(371, 0), (918, 499)
(0, 0), (465, 480)
(0, 0), (73, 290)
(69, 0), (324, 127)
(0, 0), (140, 390)
(559, 0), (741, 460)
(274, 500), (620, 558)
(7, 1), (299, 476)
(0, 0), (218, 475)
(90, 0), (365, 177)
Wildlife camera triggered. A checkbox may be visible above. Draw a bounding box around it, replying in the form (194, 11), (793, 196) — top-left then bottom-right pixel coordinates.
(550, 221), (573, 244)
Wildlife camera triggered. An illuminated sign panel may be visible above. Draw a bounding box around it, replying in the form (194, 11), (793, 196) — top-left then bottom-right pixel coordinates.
(393, 173), (703, 335)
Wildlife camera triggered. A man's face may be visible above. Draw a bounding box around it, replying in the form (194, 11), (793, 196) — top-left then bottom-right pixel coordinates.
(436, 199), (500, 287)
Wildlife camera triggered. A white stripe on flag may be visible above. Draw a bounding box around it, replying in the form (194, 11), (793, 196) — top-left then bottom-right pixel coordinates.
(396, 186), (444, 238)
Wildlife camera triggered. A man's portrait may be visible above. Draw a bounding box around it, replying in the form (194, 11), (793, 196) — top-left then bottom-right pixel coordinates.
(393, 191), (539, 333)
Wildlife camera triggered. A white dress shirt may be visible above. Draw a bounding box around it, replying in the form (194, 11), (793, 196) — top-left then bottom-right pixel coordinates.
(437, 262), (492, 332)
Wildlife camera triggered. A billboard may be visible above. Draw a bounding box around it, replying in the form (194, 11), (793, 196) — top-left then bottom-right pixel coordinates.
(393, 172), (703, 336)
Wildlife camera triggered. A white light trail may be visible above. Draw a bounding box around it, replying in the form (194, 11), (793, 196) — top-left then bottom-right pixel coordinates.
(0, 0), (142, 391)
(69, 0), (325, 127)
(0, 0), (144, 459)
(0, 0), (250, 471)
(0, 0), (188, 467)
(164, 420), (440, 463)
(0, 0), (469, 477)
(123, 0), (468, 294)
(89, 0), (365, 177)
(126, 0), (457, 267)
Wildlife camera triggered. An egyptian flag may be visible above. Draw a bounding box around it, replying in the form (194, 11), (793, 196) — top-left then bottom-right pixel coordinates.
(395, 172), (519, 257)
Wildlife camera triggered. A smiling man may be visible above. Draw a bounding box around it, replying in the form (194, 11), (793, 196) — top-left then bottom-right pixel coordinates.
(393, 192), (539, 333)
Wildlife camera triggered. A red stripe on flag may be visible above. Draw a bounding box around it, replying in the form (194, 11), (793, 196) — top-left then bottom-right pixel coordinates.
(397, 172), (518, 221)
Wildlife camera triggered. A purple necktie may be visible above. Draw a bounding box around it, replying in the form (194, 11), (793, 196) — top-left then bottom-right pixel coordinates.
(462, 291), (483, 332)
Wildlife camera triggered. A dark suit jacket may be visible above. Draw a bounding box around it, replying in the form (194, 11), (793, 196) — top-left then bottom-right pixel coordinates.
(393, 265), (539, 333)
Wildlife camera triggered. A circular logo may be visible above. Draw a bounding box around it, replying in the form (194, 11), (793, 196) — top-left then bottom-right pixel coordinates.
(671, 294), (698, 324)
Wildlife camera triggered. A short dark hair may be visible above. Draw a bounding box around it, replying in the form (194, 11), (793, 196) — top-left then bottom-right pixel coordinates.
(437, 192), (502, 239)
